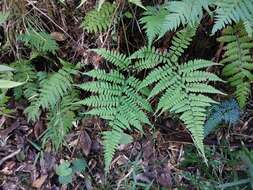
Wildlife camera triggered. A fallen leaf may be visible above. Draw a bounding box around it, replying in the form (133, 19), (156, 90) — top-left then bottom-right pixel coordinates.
(50, 32), (67, 41)
(79, 130), (92, 156)
(156, 167), (172, 188)
(32, 175), (48, 189)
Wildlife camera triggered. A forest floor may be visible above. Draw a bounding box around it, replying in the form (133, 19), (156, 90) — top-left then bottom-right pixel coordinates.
(0, 0), (253, 190)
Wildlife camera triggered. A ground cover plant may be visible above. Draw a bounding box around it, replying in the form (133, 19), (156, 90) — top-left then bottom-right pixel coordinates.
(0, 0), (252, 189)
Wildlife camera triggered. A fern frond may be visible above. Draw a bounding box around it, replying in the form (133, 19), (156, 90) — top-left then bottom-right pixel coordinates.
(43, 92), (79, 150)
(136, 28), (224, 156)
(204, 99), (241, 137)
(212, 0), (253, 37)
(81, 2), (116, 33)
(25, 67), (74, 123)
(218, 23), (253, 108)
(18, 30), (59, 53)
(77, 55), (151, 170)
(140, 0), (211, 44)
(11, 59), (38, 100)
(92, 49), (131, 70)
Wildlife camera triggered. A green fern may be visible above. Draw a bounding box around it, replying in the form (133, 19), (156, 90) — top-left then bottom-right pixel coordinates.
(134, 27), (225, 156)
(18, 30), (59, 53)
(43, 92), (79, 150)
(81, 2), (116, 33)
(212, 0), (253, 37)
(24, 65), (75, 123)
(10, 59), (38, 100)
(218, 23), (253, 108)
(140, 0), (212, 45)
(76, 49), (152, 170)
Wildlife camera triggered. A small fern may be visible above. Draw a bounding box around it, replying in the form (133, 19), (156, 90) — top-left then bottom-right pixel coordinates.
(218, 23), (253, 108)
(81, 2), (117, 33)
(140, 0), (212, 45)
(18, 30), (59, 53)
(43, 92), (79, 150)
(76, 49), (152, 170)
(212, 0), (253, 37)
(204, 99), (241, 137)
(10, 59), (38, 100)
(24, 63), (75, 122)
(134, 27), (225, 156)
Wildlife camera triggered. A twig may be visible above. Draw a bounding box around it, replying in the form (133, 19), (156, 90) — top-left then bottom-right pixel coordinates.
(0, 149), (21, 167)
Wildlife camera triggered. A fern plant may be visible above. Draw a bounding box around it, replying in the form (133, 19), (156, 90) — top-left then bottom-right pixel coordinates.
(140, 0), (212, 45)
(76, 49), (152, 170)
(24, 61), (76, 122)
(10, 59), (38, 100)
(204, 99), (241, 137)
(212, 0), (253, 37)
(218, 23), (253, 108)
(18, 29), (59, 53)
(133, 27), (225, 156)
(43, 92), (80, 150)
(81, 2), (117, 34)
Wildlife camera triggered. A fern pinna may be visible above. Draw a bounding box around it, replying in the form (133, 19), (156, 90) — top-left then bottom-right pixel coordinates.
(81, 2), (116, 34)
(140, 0), (211, 45)
(204, 99), (241, 137)
(212, 0), (253, 37)
(76, 49), (152, 170)
(218, 23), (253, 108)
(132, 27), (225, 157)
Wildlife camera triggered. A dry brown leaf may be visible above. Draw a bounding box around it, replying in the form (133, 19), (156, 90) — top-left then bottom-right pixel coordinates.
(32, 175), (48, 189)
(50, 32), (67, 42)
(79, 130), (92, 156)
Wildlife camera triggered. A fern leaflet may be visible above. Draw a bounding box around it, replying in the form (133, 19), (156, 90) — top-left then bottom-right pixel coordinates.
(218, 23), (253, 108)
(76, 50), (152, 170)
(134, 27), (224, 156)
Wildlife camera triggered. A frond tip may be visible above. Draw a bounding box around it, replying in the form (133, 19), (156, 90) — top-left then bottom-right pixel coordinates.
(81, 2), (116, 33)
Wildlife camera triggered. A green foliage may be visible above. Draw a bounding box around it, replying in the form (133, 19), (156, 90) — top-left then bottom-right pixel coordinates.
(204, 99), (241, 137)
(0, 65), (24, 89)
(10, 60), (38, 100)
(0, 11), (9, 24)
(43, 92), (79, 150)
(140, 0), (212, 45)
(56, 159), (87, 185)
(134, 27), (224, 157)
(77, 49), (152, 170)
(24, 65), (74, 122)
(212, 0), (253, 37)
(81, 2), (116, 33)
(18, 30), (59, 53)
(218, 23), (253, 108)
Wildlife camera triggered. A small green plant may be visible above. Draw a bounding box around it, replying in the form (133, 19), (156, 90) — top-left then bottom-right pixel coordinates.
(204, 99), (241, 137)
(18, 30), (59, 53)
(81, 2), (117, 33)
(76, 49), (152, 170)
(55, 159), (87, 185)
(212, 0), (253, 37)
(218, 23), (253, 108)
(132, 27), (224, 157)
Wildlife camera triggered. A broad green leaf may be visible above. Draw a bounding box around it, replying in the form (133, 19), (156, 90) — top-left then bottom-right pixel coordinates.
(56, 161), (72, 176)
(59, 174), (72, 185)
(0, 80), (24, 89)
(0, 65), (15, 72)
(72, 158), (87, 173)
